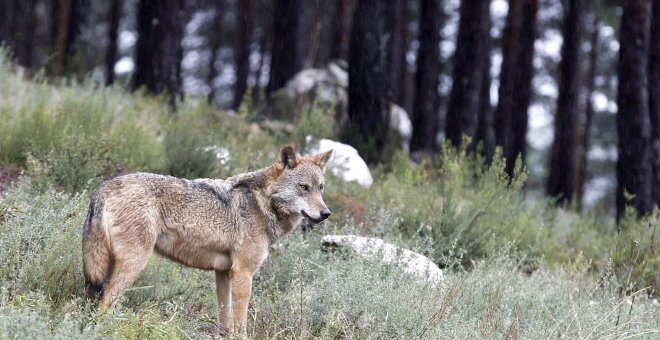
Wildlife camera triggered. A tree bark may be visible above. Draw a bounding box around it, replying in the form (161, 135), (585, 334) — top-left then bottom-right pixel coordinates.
(52, 0), (83, 73)
(649, 0), (660, 209)
(105, 0), (123, 85)
(384, 0), (407, 106)
(410, 0), (442, 154)
(445, 0), (492, 149)
(547, 0), (583, 204)
(575, 17), (599, 210)
(330, 0), (353, 61)
(133, 0), (185, 109)
(494, 0), (538, 178)
(233, 0), (255, 109)
(13, 0), (36, 68)
(475, 14), (494, 161)
(0, 1), (14, 49)
(616, 0), (653, 219)
(342, 0), (390, 164)
(267, 0), (303, 95)
(206, 0), (225, 105)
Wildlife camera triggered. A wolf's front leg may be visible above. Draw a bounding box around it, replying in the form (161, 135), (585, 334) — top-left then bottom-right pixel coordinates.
(229, 268), (254, 333)
(215, 270), (232, 334)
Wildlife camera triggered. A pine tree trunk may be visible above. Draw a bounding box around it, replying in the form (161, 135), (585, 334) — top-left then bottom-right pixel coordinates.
(14, 0), (36, 68)
(342, 0), (390, 164)
(233, 0), (255, 109)
(445, 0), (491, 149)
(53, 0), (83, 73)
(132, 0), (184, 109)
(267, 0), (303, 95)
(207, 0), (224, 105)
(547, 0), (583, 204)
(649, 0), (660, 209)
(330, 0), (353, 61)
(384, 0), (407, 106)
(410, 0), (442, 154)
(495, 0), (538, 178)
(616, 0), (653, 219)
(575, 18), (599, 210)
(495, 0), (523, 173)
(475, 18), (494, 161)
(0, 1), (14, 48)
(105, 0), (122, 85)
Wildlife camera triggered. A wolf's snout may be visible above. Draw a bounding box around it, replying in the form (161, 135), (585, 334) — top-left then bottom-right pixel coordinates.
(320, 208), (331, 220)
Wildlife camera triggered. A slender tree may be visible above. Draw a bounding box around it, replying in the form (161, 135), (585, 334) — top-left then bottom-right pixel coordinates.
(495, 0), (538, 178)
(342, 0), (389, 163)
(267, 0), (303, 95)
(475, 41), (495, 160)
(12, 0), (37, 68)
(52, 0), (84, 73)
(616, 0), (653, 219)
(330, 0), (353, 61)
(207, 0), (225, 105)
(445, 0), (492, 149)
(132, 0), (185, 109)
(0, 2), (11, 46)
(575, 17), (599, 210)
(410, 0), (442, 154)
(233, 0), (255, 109)
(105, 0), (123, 85)
(650, 0), (660, 208)
(384, 0), (407, 106)
(476, 4), (495, 160)
(547, 0), (584, 204)
(252, 1), (273, 104)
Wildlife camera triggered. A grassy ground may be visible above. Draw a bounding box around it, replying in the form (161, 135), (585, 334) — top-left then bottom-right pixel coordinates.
(0, 50), (658, 338)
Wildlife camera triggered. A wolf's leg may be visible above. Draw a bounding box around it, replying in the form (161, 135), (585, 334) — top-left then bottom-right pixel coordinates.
(215, 270), (232, 333)
(229, 267), (254, 333)
(99, 245), (154, 309)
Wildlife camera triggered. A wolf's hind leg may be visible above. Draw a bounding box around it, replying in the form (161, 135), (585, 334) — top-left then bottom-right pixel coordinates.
(99, 244), (154, 309)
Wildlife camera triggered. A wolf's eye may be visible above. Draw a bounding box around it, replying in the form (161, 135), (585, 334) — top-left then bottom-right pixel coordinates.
(319, 184), (325, 191)
(299, 184), (310, 192)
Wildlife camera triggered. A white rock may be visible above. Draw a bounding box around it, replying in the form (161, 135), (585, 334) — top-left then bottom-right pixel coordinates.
(282, 62), (412, 149)
(306, 138), (373, 188)
(322, 235), (443, 284)
(390, 103), (412, 148)
(287, 69), (326, 97)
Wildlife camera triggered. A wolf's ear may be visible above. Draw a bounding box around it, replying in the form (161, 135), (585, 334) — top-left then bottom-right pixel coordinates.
(313, 149), (333, 172)
(277, 145), (300, 170)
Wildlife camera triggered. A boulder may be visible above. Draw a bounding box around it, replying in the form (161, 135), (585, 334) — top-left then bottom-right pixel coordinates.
(265, 61), (412, 148)
(306, 138), (373, 188)
(321, 235), (443, 284)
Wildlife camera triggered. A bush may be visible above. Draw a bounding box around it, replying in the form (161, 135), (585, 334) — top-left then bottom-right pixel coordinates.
(26, 131), (116, 193)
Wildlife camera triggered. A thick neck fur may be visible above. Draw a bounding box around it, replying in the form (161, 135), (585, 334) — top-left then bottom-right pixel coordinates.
(226, 165), (301, 244)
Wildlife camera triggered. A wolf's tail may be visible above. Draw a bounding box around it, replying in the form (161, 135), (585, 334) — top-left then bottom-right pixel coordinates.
(82, 194), (113, 299)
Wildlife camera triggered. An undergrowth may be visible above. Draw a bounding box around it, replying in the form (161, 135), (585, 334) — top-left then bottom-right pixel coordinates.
(0, 49), (658, 338)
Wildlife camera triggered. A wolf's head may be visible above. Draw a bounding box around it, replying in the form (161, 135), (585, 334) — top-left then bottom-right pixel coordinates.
(270, 145), (333, 224)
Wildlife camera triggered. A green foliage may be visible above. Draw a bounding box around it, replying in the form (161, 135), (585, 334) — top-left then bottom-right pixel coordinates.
(610, 209), (659, 296)
(293, 98), (336, 150)
(0, 59), (164, 174)
(0, 181), (86, 305)
(26, 132), (116, 193)
(161, 117), (219, 179)
(0, 54), (658, 338)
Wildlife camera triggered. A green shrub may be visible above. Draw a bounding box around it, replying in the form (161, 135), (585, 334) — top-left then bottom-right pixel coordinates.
(0, 56), (164, 173)
(609, 208), (659, 296)
(26, 131), (116, 193)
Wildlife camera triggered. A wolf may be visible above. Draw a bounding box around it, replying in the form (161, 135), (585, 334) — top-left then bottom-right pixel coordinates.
(82, 145), (333, 333)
